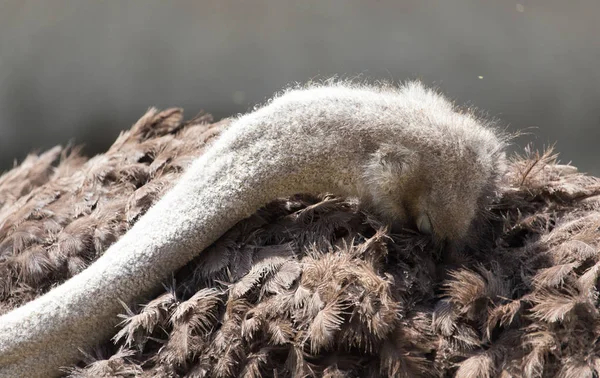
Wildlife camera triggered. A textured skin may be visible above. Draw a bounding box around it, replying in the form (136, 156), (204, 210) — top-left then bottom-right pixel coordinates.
(0, 81), (505, 377)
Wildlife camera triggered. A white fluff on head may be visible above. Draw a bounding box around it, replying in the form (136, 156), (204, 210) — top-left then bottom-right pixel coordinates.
(0, 80), (506, 377)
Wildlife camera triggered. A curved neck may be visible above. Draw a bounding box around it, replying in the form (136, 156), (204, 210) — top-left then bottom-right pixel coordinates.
(0, 123), (351, 377)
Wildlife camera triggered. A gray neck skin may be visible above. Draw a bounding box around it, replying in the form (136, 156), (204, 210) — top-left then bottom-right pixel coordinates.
(0, 111), (367, 378)
(0, 82), (503, 377)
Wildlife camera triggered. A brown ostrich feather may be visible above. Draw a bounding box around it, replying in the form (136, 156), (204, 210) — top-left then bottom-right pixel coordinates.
(1, 109), (600, 377)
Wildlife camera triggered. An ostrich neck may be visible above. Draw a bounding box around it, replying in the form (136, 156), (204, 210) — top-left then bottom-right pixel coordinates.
(0, 121), (356, 377)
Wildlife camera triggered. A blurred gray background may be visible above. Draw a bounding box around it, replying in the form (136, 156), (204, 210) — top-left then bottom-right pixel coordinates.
(0, 0), (598, 174)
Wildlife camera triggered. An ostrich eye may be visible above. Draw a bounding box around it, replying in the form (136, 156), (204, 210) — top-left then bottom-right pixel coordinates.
(416, 213), (433, 235)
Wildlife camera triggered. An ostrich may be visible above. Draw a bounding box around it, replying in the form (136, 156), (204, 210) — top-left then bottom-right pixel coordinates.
(0, 85), (599, 378)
